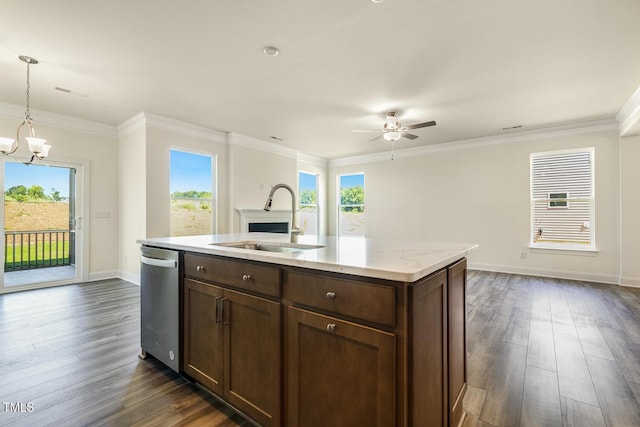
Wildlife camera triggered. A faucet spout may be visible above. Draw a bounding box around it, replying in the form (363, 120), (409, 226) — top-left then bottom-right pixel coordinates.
(263, 184), (304, 243)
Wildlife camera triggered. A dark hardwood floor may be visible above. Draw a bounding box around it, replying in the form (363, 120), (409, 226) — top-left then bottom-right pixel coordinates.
(1, 272), (639, 426)
(463, 271), (640, 427)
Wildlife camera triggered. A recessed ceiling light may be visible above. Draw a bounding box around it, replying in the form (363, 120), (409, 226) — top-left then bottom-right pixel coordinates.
(371, 0), (384, 3)
(263, 46), (279, 57)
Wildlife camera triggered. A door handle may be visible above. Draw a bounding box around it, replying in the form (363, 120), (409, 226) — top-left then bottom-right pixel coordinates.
(221, 298), (229, 325)
(215, 297), (222, 323)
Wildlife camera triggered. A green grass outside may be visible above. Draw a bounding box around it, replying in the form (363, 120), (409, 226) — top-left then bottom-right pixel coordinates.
(5, 240), (70, 271)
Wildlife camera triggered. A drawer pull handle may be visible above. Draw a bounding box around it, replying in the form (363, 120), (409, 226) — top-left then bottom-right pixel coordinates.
(325, 291), (336, 300)
(326, 323), (336, 332)
(242, 274), (252, 281)
(196, 265), (205, 272)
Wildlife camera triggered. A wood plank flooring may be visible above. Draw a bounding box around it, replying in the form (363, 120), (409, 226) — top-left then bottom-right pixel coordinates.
(464, 271), (640, 427)
(0, 279), (251, 427)
(1, 272), (639, 426)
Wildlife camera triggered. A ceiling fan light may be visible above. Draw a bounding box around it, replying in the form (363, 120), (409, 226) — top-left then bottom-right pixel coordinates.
(0, 137), (16, 153)
(384, 131), (401, 142)
(26, 136), (47, 154)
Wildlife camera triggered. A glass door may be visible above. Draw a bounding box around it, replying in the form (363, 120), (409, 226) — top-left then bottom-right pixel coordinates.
(1, 160), (83, 290)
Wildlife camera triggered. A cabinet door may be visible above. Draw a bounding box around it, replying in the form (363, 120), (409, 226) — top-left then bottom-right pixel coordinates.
(183, 278), (224, 395)
(410, 269), (448, 427)
(223, 289), (282, 427)
(448, 259), (467, 426)
(287, 307), (395, 427)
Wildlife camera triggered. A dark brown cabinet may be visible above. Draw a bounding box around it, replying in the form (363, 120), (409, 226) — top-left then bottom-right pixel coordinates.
(180, 251), (467, 427)
(182, 255), (282, 427)
(287, 307), (395, 427)
(447, 259), (467, 427)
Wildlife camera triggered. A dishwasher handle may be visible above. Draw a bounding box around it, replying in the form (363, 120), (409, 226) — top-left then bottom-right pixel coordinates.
(141, 255), (177, 268)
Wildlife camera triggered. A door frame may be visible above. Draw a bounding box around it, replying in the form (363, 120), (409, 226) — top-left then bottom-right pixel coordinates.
(0, 155), (90, 293)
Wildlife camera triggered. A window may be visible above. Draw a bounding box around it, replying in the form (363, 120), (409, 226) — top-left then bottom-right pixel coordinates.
(170, 149), (216, 237)
(548, 192), (568, 208)
(298, 171), (318, 235)
(338, 173), (365, 237)
(530, 148), (594, 249)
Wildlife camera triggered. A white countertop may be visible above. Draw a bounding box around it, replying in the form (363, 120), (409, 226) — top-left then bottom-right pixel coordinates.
(138, 234), (478, 282)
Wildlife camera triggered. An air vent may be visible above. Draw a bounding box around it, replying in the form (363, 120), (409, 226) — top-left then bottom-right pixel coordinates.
(270, 136), (284, 141)
(53, 86), (88, 97)
(502, 125), (523, 131)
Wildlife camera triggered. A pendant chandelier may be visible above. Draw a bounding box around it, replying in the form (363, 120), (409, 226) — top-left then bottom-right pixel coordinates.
(0, 55), (51, 163)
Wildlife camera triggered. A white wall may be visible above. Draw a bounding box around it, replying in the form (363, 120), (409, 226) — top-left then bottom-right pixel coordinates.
(118, 114), (229, 283)
(329, 127), (625, 284)
(118, 123), (146, 284)
(228, 134), (298, 232)
(0, 114), (120, 282)
(620, 134), (640, 287)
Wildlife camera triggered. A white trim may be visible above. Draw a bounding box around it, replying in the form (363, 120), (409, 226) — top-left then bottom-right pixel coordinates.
(297, 152), (328, 167)
(0, 101), (118, 138)
(117, 112), (227, 143)
(228, 132), (298, 159)
(118, 270), (140, 285)
(117, 112), (146, 137)
(90, 270), (120, 282)
(620, 276), (640, 288)
(527, 245), (598, 255)
(617, 85), (640, 136)
(468, 262), (619, 285)
(329, 119), (618, 167)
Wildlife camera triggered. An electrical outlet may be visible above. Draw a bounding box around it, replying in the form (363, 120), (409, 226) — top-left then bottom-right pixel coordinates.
(520, 251), (528, 259)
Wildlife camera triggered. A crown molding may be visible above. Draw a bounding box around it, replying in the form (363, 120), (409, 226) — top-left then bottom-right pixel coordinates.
(617, 86), (640, 136)
(0, 101), (118, 138)
(117, 112), (227, 143)
(329, 118), (619, 167)
(297, 152), (328, 167)
(228, 132), (298, 159)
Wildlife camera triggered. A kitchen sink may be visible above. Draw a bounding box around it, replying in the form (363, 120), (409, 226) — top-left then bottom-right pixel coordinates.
(210, 241), (325, 253)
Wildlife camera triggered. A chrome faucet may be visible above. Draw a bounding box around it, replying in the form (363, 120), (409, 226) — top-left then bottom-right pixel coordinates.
(263, 183), (304, 243)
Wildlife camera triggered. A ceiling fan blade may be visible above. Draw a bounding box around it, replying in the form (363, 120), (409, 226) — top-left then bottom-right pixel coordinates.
(404, 120), (436, 130)
(402, 133), (418, 140)
(368, 134), (384, 143)
(352, 129), (381, 133)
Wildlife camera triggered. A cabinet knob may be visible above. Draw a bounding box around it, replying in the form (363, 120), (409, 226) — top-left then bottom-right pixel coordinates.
(242, 274), (252, 281)
(325, 291), (336, 300)
(196, 265), (205, 272)
(326, 323), (336, 332)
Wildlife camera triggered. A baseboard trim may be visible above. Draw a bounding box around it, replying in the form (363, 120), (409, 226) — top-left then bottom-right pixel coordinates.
(620, 276), (640, 288)
(88, 270), (119, 282)
(468, 262), (620, 286)
(118, 270), (140, 286)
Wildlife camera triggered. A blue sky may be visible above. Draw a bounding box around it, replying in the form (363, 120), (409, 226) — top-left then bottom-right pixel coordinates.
(299, 172), (317, 192)
(170, 150), (212, 193)
(340, 173), (364, 188)
(4, 162), (71, 197)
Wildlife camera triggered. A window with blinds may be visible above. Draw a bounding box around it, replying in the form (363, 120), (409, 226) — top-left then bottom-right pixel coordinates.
(530, 148), (595, 249)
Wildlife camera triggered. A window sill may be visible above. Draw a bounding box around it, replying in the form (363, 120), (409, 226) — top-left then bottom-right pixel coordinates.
(528, 244), (599, 256)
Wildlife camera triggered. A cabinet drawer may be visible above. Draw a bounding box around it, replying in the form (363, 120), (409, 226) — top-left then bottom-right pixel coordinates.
(185, 253), (281, 297)
(287, 270), (395, 327)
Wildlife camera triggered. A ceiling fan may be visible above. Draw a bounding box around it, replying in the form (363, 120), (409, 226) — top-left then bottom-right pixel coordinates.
(352, 112), (436, 142)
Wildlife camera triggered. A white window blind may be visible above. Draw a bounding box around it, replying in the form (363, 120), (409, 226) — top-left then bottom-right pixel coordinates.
(530, 148), (594, 249)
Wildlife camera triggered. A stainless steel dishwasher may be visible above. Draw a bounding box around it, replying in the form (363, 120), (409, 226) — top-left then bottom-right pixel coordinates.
(140, 246), (180, 372)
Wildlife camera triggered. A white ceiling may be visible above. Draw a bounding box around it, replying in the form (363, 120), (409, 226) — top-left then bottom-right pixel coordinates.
(1, 0), (639, 159)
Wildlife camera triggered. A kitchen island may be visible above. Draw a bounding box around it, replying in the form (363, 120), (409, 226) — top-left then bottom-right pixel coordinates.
(138, 234), (478, 427)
